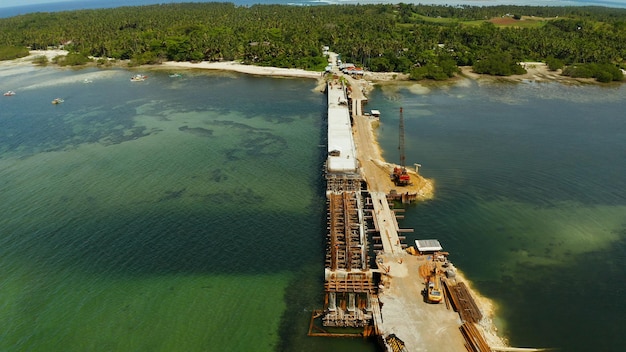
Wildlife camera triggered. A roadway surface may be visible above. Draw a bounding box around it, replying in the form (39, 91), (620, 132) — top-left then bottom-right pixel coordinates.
(335, 65), (466, 351)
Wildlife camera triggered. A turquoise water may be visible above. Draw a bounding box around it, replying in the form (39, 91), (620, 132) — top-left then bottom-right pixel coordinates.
(1, 65), (625, 351)
(0, 66), (379, 351)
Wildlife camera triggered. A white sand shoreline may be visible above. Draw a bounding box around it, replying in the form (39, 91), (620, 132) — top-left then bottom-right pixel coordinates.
(3, 50), (325, 80)
(0, 50), (66, 67)
(159, 60), (324, 80)
(6, 50), (604, 87)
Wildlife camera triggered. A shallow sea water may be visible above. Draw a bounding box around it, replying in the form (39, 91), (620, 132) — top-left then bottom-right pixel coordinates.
(1, 64), (625, 351)
(372, 79), (626, 351)
(0, 66), (374, 351)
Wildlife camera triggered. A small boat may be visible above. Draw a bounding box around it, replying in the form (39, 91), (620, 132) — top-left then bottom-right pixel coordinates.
(3, 90), (16, 96)
(130, 74), (147, 82)
(51, 98), (64, 104)
(169, 73), (182, 78)
(83, 78), (93, 83)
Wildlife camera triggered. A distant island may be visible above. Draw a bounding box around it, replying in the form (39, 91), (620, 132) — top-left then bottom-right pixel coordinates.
(1, 3), (625, 82)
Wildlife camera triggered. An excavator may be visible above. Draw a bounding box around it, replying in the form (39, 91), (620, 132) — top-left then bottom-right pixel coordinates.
(427, 274), (443, 304)
(425, 254), (443, 304)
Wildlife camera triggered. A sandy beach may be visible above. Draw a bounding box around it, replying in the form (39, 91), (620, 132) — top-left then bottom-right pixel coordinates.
(459, 62), (599, 84)
(0, 50), (67, 67)
(159, 60), (324, 80)
(8, 50), (601, 87)
(5, 50), (324, 79)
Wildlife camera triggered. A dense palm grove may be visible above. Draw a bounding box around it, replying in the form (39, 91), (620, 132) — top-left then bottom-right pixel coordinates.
(1, 3), (626, 81)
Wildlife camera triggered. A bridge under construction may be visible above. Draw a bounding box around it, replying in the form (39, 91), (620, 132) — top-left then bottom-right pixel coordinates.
(307, 74), (543, 352)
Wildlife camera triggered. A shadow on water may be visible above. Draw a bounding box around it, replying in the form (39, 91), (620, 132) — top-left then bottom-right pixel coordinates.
(1, 75), (327, 279)
(276, 103), (384, 352)
(10, 207), (314, 276)
(477, 233), (626, 352)
(0, 68), (386, 351)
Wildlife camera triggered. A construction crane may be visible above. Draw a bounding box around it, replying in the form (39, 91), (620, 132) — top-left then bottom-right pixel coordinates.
(392, 107), (411, 186)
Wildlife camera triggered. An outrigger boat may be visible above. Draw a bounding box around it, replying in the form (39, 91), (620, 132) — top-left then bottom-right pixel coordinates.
(51, 98), (64, 104)
(130, 74), (147, 82)
(4, 90), (16, 96)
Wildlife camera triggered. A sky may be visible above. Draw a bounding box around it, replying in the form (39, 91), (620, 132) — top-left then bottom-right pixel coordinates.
(2, 0), (626, 10)
(0, 0), (63, 8)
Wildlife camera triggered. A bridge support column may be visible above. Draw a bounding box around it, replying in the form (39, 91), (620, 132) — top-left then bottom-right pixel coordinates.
(329, 292), (337, 311)
(348, 293), (356, 312)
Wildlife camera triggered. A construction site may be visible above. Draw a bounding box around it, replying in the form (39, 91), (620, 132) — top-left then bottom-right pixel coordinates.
(309, 67), (545, 352)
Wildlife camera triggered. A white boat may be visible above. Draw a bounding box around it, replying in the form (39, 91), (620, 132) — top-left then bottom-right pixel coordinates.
(51, 98), (64, 104)
(3, 90), (16, 96)
(169, 73), (182, 78)
(83, 78), (93, 83)
(130, 74), (147, 82)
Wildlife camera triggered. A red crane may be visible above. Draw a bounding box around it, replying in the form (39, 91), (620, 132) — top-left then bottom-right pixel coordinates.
(392, 107), (411, 186)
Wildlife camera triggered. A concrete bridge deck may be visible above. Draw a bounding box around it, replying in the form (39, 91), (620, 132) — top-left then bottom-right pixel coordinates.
(317, 63), (501, 351)
(345, 81), (468, 351)
(369, 191), (403, 254)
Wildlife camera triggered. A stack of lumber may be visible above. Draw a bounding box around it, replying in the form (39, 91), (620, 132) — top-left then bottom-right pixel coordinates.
(444, 281), (483, 323)
(460, 322), (491, 352)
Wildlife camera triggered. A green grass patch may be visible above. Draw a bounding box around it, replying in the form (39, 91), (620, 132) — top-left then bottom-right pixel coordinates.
(412, 13), (462, 25)
(492, 18), (548, 28)
(409, 13), (553, 28)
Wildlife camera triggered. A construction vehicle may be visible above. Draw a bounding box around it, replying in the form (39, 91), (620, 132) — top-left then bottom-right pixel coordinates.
(391, 107), (411, 186)
(427, 275), (443, 304)
(392, 166), (410, 186)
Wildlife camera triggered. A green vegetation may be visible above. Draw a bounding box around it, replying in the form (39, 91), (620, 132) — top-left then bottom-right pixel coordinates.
(545, 56), (565, 71)
(0, 3), (625, 81)
(410, 55), (459, 80)
(0, 46), (29, 60)
(52, 52), (92, 66)
(473, 53), (527, 76)
(32, 55), (48, 66)
(562, 63), (624, 82)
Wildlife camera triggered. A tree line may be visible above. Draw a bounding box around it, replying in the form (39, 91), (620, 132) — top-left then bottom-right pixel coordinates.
(0, 3), (625, 81)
